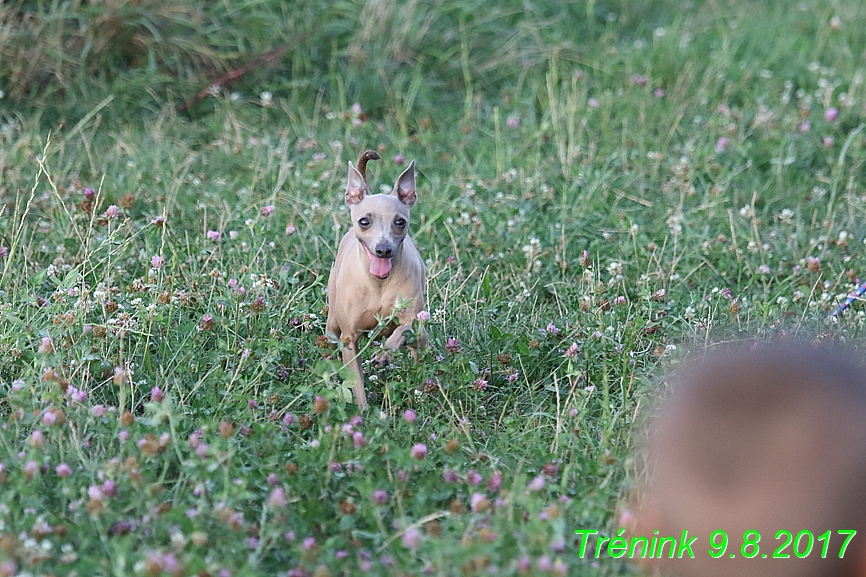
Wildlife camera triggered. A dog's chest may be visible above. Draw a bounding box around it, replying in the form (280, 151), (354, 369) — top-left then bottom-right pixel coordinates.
(352, 284), (407, 331)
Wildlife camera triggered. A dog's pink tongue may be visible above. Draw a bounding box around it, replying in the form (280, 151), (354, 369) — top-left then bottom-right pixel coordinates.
(370, 255), (392, 277)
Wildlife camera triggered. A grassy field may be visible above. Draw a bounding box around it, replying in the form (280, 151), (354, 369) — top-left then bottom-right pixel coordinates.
(2, 0), (866, 575)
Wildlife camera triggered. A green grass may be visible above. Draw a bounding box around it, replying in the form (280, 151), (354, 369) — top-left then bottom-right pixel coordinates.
(2, 0), (866, 575)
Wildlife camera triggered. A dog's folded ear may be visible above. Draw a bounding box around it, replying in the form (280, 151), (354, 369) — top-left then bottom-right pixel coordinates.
(392, 160), (417, 207)
(346, 161), (368, 205)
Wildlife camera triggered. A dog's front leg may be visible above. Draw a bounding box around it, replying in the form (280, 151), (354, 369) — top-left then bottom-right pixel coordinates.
(341, 339), (368, 411)
(373, 317), (424, 367)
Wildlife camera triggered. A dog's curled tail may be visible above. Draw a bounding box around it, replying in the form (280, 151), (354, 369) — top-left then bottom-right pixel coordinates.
(357, 150), (381, 181)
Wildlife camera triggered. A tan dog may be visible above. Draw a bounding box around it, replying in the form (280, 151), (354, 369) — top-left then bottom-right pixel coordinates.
(326, 151), (427, 410)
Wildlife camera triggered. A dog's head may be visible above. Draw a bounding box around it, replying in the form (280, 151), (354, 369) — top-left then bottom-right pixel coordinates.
(345, 157), (417, 280)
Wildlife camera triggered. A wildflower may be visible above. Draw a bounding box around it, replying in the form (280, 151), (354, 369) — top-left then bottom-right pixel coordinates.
(470, 492), (491, 513)
(825, 107), (839, 122)
(552, 559), (568, 576)
(0, 246), (6, 259)
(285, 223), (297, 235)
(259, 205), (275, 217)
(393, 154), (405, 165)
(550, 537), (566, 554)
(88, 485), (104, 501)
(799, 120), (811, 132)
(42, 412), (57, 426)
(199, 314), (215, 331)
(401, 527), (421, 550)
(403, 409), (417, 423)
(527, 475), (545, 491)
(38, 336), (54, 354)
(729, 298), (741, 315)
(151, 386), (165, 403)
(372, 489), (388, 505)
(353, 431), (367, 449)
(104, 205), (121, 220)
(830, 15), (842, 30)
(620, 508), (637, 528)
(537, 556), (553, 571)
(506, 116), (520, 128)
(283, 413), (296, 426)
(715, 137), (730, 153)
(517, 557), (531, 574)
(758, 264), (771, 274)
(119, 430), (129, 443)
(219, 421), (235, 439)
(588, 98), (600, 108)
(578, 250), (591, 268)
(416, 310), (430, 322)
(487, 471), (502, 492)
(506, 370), (519, 383)
(151, 255), (164, 269)
(102, 479), (117, 497)
(113, 367), (127, 385)
(163, 554), (181, 574)
(545, 323), (561, 336)
(268, 487), (287, 507)
(352, 102), (363, 115)
(206, 230), (221, 242)
(302, 537), (316, 551)
(654, 88), (666, 98)
(445, 337), (461, 353)
(31, 430), (44, 448)
(410, 443), (427, 460)
(823, 136), (834, 148)
(260, 91), (273, 105)
(313, 396), (329, 413)
(398, 469), (409, 482)
(56, 463), (72, 477)
(330, 461), (342, 473)
(473, 378), (488, 391)
(629, 74), (648, 86)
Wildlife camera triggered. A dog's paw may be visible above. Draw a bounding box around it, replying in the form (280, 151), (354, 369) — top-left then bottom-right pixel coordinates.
(371, 351), (391, 368)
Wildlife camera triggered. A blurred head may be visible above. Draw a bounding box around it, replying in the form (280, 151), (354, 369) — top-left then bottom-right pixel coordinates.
(638, 344), (866, 577)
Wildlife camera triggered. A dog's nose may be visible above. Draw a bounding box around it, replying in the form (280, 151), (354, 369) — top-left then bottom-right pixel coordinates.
(375, 246), (393, 258)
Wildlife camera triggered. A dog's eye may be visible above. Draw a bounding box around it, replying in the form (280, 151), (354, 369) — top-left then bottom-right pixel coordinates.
(394, 218), (406, 228)
(358, 217), (371, 228)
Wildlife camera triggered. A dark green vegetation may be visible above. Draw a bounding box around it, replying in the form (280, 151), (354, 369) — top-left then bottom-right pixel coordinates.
(1, 0), (865, 574)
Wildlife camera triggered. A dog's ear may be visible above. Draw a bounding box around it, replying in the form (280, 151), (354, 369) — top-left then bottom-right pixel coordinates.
(392, 161), (416, 207)
(346, 162), (367, 205)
